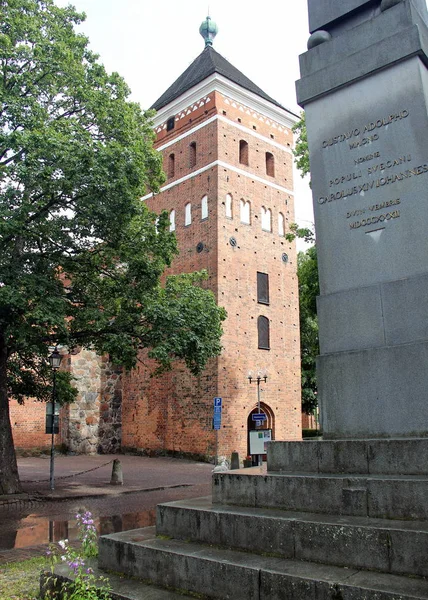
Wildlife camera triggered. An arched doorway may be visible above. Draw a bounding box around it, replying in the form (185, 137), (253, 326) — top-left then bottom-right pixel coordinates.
(247, 403), (275, 462)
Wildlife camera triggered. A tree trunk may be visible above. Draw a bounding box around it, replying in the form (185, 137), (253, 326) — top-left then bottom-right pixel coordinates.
(0, 336), (22, 494)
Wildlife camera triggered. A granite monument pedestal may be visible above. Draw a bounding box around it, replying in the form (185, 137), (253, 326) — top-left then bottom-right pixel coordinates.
(297, 0), (428, 438)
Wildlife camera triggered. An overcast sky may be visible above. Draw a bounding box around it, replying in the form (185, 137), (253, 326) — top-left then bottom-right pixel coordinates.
(54, 0), (314, 243)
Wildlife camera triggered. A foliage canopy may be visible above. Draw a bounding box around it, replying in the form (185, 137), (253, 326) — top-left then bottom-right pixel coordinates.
(291, 111), (319, 416)
(0, 0), (226, 494)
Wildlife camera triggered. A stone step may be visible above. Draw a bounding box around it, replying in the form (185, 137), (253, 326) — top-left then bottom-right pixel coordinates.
(155, 496), (428, 578)
(213, 470), (428, 520)
(267, 438), (428, 475)
(41, 559), (195, 600)
(98, 528), (428, 600)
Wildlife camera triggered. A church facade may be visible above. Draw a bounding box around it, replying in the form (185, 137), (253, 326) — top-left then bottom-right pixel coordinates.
(11, 19), (302, 462)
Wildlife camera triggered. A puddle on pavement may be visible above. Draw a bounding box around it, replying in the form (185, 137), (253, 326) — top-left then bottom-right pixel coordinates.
(1, 509), (156, 551)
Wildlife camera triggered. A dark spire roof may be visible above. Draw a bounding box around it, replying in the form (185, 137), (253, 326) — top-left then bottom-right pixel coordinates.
(151, 46), (285, 112)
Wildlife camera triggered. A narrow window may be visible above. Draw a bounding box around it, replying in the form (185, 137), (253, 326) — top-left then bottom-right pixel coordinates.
(169, 209), (176, 232)
(266, 152), (275, 177)
(257, 272), (269, 305)
(261, 207), (272, 232)
(167, 116), (175, 131)
(189, 142), (197, 168)
(185, 202), (192, 226)
(240, 199), (251, 224)
(168, 153), (175, 179)
(201, 195), (208, 220)
(239, 140), (249, 166)
(258, 316), (270, 350)
(278, 212), (285, 237)
(225, 194), (233, 219)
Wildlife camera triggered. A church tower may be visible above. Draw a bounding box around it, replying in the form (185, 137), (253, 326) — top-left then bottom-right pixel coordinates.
(121, 18), (302, 461)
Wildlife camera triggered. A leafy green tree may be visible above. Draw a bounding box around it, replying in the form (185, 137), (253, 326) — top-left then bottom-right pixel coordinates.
(290, 111), (319, 416)
(292, 111), (310, 180)
(297, 247), (319, 415)
(0, 0), (226, 494)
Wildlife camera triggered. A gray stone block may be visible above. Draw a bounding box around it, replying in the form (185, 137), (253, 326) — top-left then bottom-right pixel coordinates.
(318, 440), (369, 474)
(368, 477), (428, 519)
(317, 285), (384, 354)
(382, 272), (428, 345)
(213, 473), (256, 507)
(318, 342), (428, 439)
(267, 439), (319, 472)
(156, 499), (295, 558)
(308, 0), (375, 34)
(153, 497), (428, 577)
(367, 439), (428, 475)
(268, 439), (428, 475)
(214, 470), (428, 520)
(261, 559), (428, 599)
(294, 519), (390, 573)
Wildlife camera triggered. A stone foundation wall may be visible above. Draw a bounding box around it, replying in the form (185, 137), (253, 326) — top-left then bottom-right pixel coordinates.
(66, 350), (122, 454)
(98, 360), (122, 454)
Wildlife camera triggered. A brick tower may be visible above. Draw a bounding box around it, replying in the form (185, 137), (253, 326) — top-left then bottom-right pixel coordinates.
(121, 18), (301, 462)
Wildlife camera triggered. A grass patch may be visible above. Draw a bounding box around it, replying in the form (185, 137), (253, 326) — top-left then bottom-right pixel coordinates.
(0, 556), (45, 600)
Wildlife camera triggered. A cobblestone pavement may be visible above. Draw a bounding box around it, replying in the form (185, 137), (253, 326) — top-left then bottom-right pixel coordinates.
(0, 454), (213, 564)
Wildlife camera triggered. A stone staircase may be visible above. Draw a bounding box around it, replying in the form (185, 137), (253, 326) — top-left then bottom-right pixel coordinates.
(97, 439), (428, 599)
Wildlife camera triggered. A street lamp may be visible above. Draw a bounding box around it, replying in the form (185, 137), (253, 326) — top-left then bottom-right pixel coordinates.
(248, 370), (268, 415)
(48, 347), (62, 491)
(248, 370), (268, 466)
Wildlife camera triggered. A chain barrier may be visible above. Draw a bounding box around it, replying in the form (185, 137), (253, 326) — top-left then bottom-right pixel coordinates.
(25, 459), (114, 483)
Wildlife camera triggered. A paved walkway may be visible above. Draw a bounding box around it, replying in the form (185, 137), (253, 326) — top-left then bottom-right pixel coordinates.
(17, 453), (212, 498)
(0, 454), (214, 564)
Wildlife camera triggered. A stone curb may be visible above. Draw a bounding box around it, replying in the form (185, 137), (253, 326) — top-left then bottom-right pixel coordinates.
(0, 483), (192, 509)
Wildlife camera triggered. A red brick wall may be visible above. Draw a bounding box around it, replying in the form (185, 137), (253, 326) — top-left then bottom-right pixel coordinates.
(10, 398), (63, 450)
(122, 89), (301, 462)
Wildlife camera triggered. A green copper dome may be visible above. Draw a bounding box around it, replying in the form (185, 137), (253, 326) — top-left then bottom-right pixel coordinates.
(199, 16), (218, 47)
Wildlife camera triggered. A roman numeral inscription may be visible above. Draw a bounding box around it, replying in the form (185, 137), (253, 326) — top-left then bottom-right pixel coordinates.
(316, 108), (427, 232)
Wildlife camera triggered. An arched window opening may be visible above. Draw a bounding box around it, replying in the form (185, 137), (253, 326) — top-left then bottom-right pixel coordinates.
(225, 194), (233, 219)
(266, 152), (275, 177)
(185, 202), (192, 226)
(169, 209), (176, 232)
(168, 153), (175, 179)
(201, 195), (208, 220)
(239, 140), (249, 166)
(240, 199), (251, 224)
(278, 212), (285, 237)
(261, 207), (272, 232)
(258, 316), (270, 350)
(189, 142), (197, 168)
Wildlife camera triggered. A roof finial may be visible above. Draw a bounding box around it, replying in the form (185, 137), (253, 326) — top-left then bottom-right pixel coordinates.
(199, 15), (218, 47)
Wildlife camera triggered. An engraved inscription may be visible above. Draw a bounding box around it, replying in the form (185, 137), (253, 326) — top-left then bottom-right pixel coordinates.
(318, 163), (428, 204)
(321, 110), (409, 150)
(354, 151), (381, 165)
(349, 210), (400, 230)
(368, 155), (412, 175)
(318, 106), (425, 235)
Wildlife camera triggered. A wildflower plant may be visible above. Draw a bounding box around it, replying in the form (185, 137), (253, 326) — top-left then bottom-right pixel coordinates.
(45, 511), (110, 599)
(76, 510), (98, 558)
